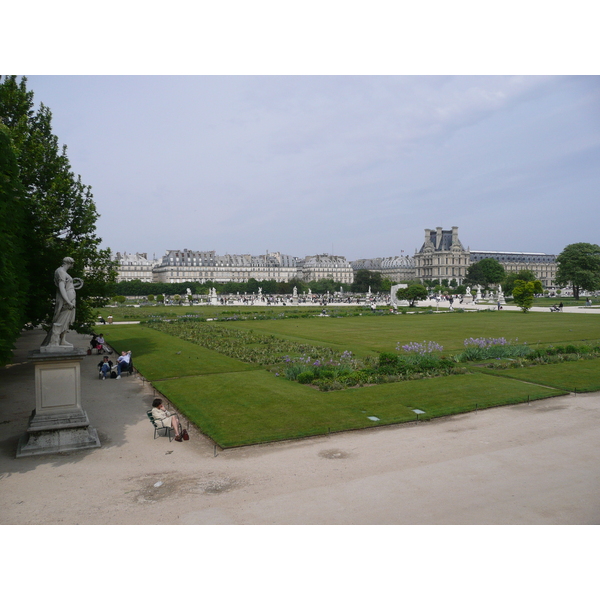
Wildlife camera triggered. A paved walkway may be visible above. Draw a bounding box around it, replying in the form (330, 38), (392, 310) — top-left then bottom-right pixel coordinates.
(1, 328), (599, 524)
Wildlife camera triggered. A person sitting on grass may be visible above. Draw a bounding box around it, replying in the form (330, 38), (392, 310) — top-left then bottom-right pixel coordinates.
(116, 350), (132, 379)
(151, 399), (187, 442)
(98, 355), (113, 379)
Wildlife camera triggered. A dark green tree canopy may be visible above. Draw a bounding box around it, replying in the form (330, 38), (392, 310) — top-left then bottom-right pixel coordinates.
(0, 76), (116, 364)
(350, 269), (383, 293)
(465, 258), (506, 287)
(504, 269), (537, 296)
(555, 242), (600, 300)
(0, 125), (29, 363)
(396, 283), (428, 307)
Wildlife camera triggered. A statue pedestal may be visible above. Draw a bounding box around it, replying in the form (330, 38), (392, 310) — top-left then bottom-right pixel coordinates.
(17, 348), (101, 458)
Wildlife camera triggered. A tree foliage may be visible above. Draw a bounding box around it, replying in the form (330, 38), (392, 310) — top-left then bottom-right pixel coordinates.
(503, 269), (537, 297)
(512, 279), (543, 312)
(0, 76), (116, 364)
(0, 126), (29, 363)
(555, 242), (600, 300)
(396, 283), (428, 307)
(351, 269), (383, 293)
(465, 258), (506, 287)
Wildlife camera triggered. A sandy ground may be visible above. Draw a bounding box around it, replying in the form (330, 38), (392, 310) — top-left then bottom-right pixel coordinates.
(1, 327), (599, 525)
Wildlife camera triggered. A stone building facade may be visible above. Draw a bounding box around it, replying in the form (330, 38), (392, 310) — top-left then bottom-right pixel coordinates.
(116, 227), (558, 288)
(470, 251), (557, 288)
(413, 226), (471, 283)
(111, 252), (160, 283)
(153, 250), (299, 284)
(297, 254), (354, 284)
(351, 256), (416, 282)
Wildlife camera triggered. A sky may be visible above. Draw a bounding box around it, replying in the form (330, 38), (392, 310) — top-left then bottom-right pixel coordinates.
(21, 74), (599, 262)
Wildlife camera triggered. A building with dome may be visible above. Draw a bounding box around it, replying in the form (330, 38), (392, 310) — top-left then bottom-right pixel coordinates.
(351, 256), (416, 282)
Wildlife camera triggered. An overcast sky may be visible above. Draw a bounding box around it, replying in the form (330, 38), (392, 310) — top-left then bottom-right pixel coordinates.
(20, 74), (599, 261)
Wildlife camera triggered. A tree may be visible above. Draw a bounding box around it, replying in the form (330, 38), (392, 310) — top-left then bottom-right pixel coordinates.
(0, 126), (29, 364)
(0, 76), (116, 363)
(512, 279), (543, 312)
(396, 284), (428, 307)
(351, 269), (383, 293)
(555, 242), (600, 300)
(504, 270), (536, 297)
(465, 258), (505, 287)
(380, 278), (393, 292)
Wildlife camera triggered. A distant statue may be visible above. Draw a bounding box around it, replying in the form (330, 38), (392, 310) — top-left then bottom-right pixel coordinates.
(41, 257), (83, 349)
(258, 287), (262, 295)
(186, 287), (192, 296)
(293, 286), (298, 297)
(498, 284), (502, 293)
(466, 286), (471, 296)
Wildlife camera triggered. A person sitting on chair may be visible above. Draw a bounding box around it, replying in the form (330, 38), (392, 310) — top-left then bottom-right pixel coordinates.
(151, 399), (185, 442)
(96, 333), (106, 353)
(98, 355), (113, 379)
(116, 350), (132, 378)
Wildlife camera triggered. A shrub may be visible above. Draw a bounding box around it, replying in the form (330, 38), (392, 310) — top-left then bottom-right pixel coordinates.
(297, 371), (316, 384)
(378, 352), (398, 368)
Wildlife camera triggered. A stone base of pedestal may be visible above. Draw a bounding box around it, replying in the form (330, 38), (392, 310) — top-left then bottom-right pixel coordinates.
(17, 346), (101, 458)
(16, 408), (101, 457)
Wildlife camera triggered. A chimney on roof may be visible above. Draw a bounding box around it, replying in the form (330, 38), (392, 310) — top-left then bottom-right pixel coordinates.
(436, 227), (443, 249)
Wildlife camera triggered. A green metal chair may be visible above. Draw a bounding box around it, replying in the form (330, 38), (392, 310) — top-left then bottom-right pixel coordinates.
(147, 410), (173, 442)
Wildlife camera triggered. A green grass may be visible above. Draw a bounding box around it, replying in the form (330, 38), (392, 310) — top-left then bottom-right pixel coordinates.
(95, 324), (258, 380)
(153, 371), (565, 447)
(216, 311), (600, 355)
(474, 358), (600, 393)
(90, 311), (598, 447)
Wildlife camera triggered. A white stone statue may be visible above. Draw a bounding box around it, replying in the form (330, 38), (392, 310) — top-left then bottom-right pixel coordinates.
(293, 286), (298, 297)
(466, 286), (471, 297)
(41, 257), (83, 349)
(186, 288), (191, 296)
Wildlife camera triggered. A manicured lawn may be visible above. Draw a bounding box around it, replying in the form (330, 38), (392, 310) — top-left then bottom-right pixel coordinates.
(90, 313), (593, 447)
(475, 358), (600, 393)
(95, 324), (259, 380)
(153, 370), (565, 447)
(217, 311), (600, 355)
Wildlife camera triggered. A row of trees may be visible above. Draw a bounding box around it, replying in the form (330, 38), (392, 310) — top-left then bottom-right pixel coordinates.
(112, 277), (354, 298)
(0, 76), (115, 364)
(112, 270), (400, 298)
